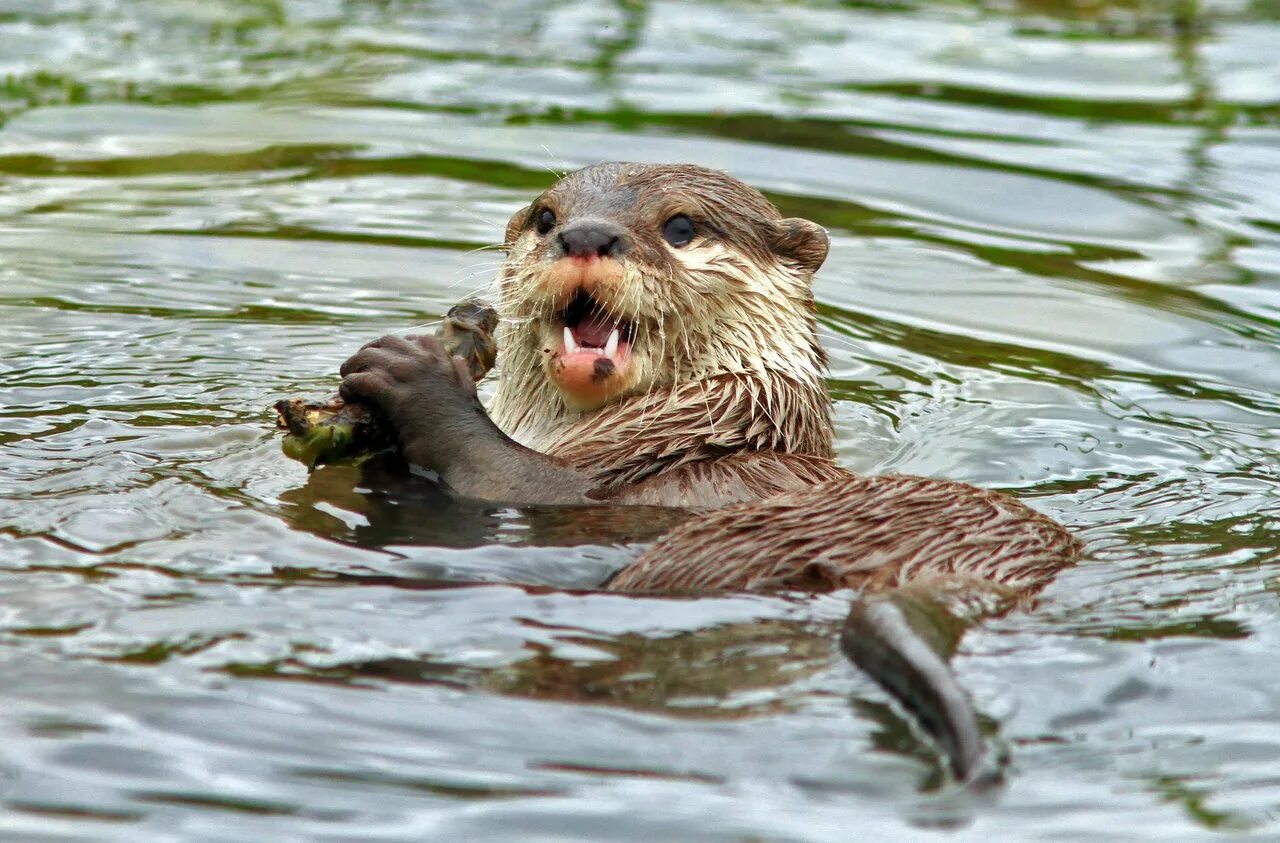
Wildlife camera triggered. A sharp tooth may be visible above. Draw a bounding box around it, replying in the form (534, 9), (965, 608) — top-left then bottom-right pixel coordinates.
(563, 326), (577, 352)
(605, 327), (620, 358)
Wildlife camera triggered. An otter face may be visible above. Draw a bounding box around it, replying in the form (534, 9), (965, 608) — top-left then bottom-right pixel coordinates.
(497, 163), (829, 413)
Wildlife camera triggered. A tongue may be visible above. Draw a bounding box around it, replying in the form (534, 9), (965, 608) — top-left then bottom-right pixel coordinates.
(574, 310), (616, 348)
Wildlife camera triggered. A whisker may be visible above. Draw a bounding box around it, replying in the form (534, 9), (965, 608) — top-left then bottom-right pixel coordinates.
(465, 242), (507, 254)
(455, 206), (505, 231)
(388, 320), (444, 336)
(446, 270), (502, 292)
(539, 144), (568, 179)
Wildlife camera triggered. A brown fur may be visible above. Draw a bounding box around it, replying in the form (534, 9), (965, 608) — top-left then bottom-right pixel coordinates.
(490, 163), (830, 463)
(483, 162), (1080, 596)
(551, 373), (834, 490)
(608, 474), (1081, 595)
(339, 163), (1081, 779)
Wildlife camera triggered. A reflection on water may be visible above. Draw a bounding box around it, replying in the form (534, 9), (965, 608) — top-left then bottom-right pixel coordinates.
(0, 0), (1278, 839)
(277, 454), (690, 556)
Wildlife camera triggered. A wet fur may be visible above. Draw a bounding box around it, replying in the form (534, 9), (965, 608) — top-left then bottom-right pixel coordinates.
(464, 162), (1080, 781)
(490, 163), (830, 462)
(610, 474), (1081, 594)
(485, 162), (1077, 602)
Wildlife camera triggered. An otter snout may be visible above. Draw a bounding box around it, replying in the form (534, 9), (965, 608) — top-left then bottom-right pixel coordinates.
(557, 219), (631, 260)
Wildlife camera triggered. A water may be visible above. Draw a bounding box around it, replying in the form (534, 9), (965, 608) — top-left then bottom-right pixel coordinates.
(1, 0), (1277, 839)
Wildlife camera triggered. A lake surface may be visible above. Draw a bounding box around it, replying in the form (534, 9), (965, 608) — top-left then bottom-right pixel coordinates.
(1, 0), (1278, 839)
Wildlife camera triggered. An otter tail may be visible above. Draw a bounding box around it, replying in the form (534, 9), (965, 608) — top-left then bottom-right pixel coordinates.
(606, 472), (1079, 783)
(840, 583), (1001, 786)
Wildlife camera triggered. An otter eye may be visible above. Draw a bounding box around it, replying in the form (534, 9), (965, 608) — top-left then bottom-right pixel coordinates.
(663, 215), (695, 248)
(535, 209), (556, 236)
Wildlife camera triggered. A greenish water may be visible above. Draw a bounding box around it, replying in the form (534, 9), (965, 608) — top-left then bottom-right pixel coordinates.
(0, 0), (1277, 839)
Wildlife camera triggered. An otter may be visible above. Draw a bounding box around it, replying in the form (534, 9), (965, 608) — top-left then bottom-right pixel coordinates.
(337, 162), (1082, 782)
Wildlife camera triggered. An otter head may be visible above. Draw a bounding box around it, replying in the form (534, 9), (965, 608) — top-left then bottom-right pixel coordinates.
(491, 162), (829, 443)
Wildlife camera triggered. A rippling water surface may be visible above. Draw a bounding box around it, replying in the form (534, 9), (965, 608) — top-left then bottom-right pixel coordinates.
(1, 1), (1278, 839)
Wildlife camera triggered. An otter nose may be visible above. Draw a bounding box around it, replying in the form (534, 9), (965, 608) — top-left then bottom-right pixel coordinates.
(558, 221), (627, 259)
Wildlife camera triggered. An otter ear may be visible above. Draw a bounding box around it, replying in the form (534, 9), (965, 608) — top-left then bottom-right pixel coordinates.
(504, 204), (532, 246)
(768, 218), (829, 274)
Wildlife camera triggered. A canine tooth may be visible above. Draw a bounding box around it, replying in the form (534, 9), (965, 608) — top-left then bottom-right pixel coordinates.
(605, 327), (620, 358)
(563, 326), (577, 352)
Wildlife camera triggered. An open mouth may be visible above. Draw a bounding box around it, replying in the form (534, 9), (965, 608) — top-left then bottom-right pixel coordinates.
(548, 289), (637, 407)
(558, 289), (636, 360)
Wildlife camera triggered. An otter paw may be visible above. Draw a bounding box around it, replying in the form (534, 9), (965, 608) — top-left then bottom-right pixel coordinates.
(339, 335), (478, 457)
